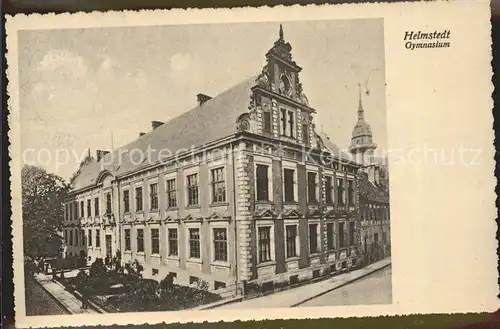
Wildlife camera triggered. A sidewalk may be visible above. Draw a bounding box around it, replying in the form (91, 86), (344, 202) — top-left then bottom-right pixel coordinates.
(218, 257), (391, 309)
(32, 273), (98, 314)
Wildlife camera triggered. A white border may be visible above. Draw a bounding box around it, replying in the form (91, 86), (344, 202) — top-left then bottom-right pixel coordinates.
(6, 1), (497, 327)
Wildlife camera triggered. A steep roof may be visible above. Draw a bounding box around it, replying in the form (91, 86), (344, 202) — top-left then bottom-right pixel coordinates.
(358, 171), (389, 204)
(71, 75), (257, 191)
(316, 130), (353, 162)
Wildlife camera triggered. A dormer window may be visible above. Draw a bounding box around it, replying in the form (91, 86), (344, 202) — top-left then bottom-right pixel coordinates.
(263, 110), (271, 133)
(280, 108), (287, 136)
(279, 74), (291, 96)
(302, 122), (309, 145)
(280, 108), (295, 138)
(288, 111), (294, 138)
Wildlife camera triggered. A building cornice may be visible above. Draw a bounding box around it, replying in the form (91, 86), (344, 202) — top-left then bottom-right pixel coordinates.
(251, 85), (316, 114)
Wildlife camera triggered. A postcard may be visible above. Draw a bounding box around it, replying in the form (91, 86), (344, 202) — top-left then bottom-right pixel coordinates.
(6, 1), (497, 328)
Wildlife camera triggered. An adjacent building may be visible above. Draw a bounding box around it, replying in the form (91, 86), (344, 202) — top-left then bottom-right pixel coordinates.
(348, 88), (391, 265)
(63, 26), (365, 294)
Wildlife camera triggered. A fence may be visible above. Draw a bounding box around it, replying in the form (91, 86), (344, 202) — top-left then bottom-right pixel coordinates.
(239, 257), (364, 301)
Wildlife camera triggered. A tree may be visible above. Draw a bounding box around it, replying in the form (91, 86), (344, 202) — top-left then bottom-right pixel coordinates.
(22, 165), (70, 258)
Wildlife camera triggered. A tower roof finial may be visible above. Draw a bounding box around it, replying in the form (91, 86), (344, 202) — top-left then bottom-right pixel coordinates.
(279, 24), (284, 40)
(357, 82), (364, 120)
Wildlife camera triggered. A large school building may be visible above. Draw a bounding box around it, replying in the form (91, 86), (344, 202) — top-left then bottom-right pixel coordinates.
(63, 26), (370, 294)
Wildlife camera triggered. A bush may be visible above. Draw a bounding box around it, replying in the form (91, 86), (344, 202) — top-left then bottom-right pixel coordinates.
(107, 275), (222, 312)
(245, 282), (263, 296)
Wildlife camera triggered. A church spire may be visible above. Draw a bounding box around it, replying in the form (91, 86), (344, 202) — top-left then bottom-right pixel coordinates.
(279, 24), (284, 41)
(357, 82), (365, 121)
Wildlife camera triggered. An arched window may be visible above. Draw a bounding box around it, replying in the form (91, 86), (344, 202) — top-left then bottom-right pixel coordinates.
(279, 74), (291, 95)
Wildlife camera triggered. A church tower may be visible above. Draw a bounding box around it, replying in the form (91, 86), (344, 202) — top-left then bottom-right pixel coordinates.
(348, 84), (377, 164)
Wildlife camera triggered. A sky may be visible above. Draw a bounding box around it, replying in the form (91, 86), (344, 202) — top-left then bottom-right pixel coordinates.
(18, 19), (387, 181)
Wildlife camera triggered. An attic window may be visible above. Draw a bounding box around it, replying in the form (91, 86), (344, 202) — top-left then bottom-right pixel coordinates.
(279, 74), (291, 95)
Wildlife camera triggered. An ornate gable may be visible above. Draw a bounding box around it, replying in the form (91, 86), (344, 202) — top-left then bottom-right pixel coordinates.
(254, 208), (278, 219)
(207, 212), (231, 222)
(183, 214), (203, 222)
(246, 25), (320, 150)
(162, 215), (179, 223)
(281, 208), (303, 219)
(306, 207), (322, 218)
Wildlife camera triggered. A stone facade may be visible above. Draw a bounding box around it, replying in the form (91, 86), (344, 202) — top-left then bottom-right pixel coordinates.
(64, 25), (365, 295)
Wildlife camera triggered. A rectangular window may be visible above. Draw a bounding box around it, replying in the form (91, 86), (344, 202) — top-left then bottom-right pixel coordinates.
(135, 187), (143, 211)
(263, 111), (271, 133)
(187, 174), (199, 206)
(65, 204), (68, 220)
(124, 229), (131, 251)
(123, 190), (130, 213)
(283, 168), (295, 202)
(309, 223), (319, 254)
(151, 228), (160, 254)
(96, 229), (101, 248)
(258, 227), (271, 263)
(215, 281), (226, 290)
(325, 176), (334, 205)
(168, 228), (178, 256)
(211, 167), (226, 203)
(106, 193), (112, 214)
(349, 222), (355, 246)
(256, 164), (269, 201)
(166, 179), (177, 208)
(88, 229), (92, 247)
(302, 123), (309, 144)
(64, 230), (68, 244)
(80, 201), (84, 217)
(213, 228), (228, 262)
(280, 108), (287, 136)
(285, 225), (297, 258)
(137, 228), (144, 253)
(150, 183), (158, 210)
(94, 197), (99, 216)
(307, 172), (317, 203)
(189, 228), (201, 258)
(327, 222), (335, 250)
(347, 180), (354, 207)
(87, 200), (91, 217)
(337, 178), (345, 205)
(288, 111), (294, 138)
(69, 230), (73, 246)
(75, 229), (79, 247)
(339, 222), (346, 248)
(81, 229), (85, 247)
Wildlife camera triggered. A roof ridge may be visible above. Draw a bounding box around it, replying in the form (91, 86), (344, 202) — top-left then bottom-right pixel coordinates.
(99, 74), (258, 163)
(72, 74), (258, 190)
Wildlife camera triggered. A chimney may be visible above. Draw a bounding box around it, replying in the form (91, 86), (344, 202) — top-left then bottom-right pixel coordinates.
(96, 150), (110, 162)
(374, 165), (380, 185)
(139, 132), (146, 137)
(197, 93), (212, 106)
(366, 165), (376, 184)
(151, 121), (164, 130)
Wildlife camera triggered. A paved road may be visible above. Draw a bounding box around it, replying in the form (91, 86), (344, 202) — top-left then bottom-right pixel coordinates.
(298, 266), (392, 307)
(25, 274), (70, 316)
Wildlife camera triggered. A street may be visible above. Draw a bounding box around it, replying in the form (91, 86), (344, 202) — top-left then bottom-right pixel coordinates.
(298, 265), (392, 307)
(25, 274), (70, 315)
